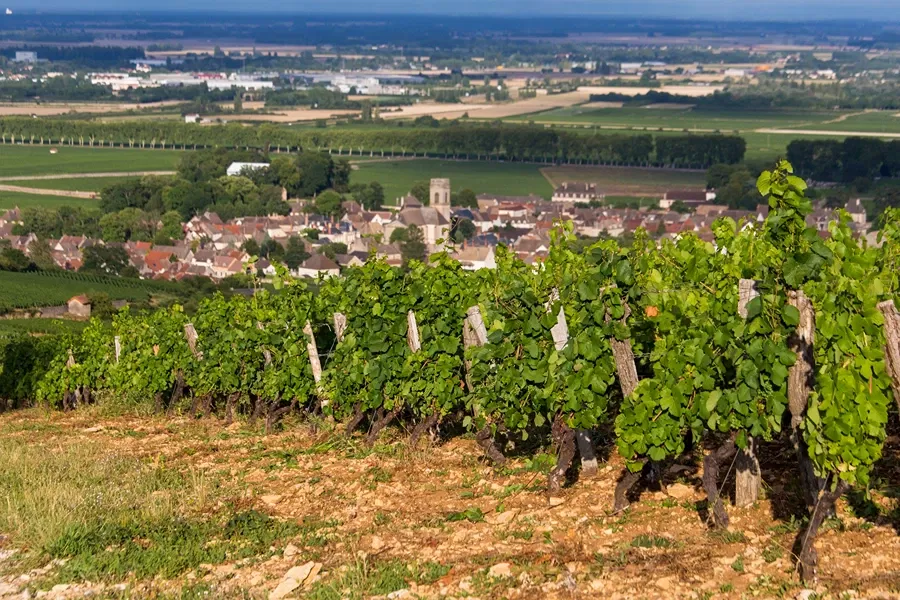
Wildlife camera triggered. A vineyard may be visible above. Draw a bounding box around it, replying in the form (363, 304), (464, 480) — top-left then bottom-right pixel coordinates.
(0, 270), (182, 313)
(1, 161), (899, 590)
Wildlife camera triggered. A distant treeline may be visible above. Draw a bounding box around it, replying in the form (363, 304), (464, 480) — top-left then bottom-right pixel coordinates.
(0, 118), (745, 167)
(787, 138), (900, 183)
(265, 88), (413, 109)
(590, 85), (900, 111)
(0, 78), (235, 105)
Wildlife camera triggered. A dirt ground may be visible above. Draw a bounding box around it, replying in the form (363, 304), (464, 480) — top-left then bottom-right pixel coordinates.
(0, 409), (898, 600)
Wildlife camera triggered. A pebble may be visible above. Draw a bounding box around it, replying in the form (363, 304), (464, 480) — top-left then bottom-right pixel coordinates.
(488, 562), (512, 578)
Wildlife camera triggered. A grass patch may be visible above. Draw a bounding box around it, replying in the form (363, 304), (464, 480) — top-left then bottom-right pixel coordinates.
(0, 190), (101, 210)
(707, 529), (748, 544)
(306, 558), (450, 600)
(3, 175), (150, 192)
(45, 510), (299, 582)
(0, 145), (182, 178)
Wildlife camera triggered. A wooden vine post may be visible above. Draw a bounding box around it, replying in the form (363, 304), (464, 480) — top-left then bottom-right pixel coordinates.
(184, 323), (202, 360)
(787, 290), (823, 510)
(462, 305), (505, 464)
(114, 335), (121, 364)
(333, 312), (347, 343)
(302, 320), (323, 386)
(876, 300), (900, 415)
(604, 285), (643, 512)
(735, 279), (761, 508)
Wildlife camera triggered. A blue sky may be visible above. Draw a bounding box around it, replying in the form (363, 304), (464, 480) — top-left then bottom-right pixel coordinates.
(9, 0), (899, 19)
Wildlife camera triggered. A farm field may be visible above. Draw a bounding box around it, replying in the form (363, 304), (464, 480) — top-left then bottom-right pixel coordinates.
(0, 271), (171, 312)
(351, 159), (554, 202)
(515, 106), (841, 132)
(0, 409), (896, 600)
(0, 145), (182, 178)
(779, 110), (900, 134)
(541, 165), (707, 195)
(0, 191), (100, 210)
(2, 176), (147, 192)
(0, 317), (89, 337)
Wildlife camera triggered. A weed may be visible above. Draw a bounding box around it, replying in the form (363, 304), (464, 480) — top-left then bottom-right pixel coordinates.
(770, 515), (805, 534)
(719, 583), (734, 593)
(593, 549), (629, 570)
(630, 534), (676, 549)
(731, 556), (745, 573)
(445, 507), (484, 523)
(708, 529), (747, 544)
(762, 542), (783, 563)
(373, 512), (392, 526)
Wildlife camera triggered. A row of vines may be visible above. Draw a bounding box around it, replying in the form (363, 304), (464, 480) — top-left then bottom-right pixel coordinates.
(0, 161), (898, 582)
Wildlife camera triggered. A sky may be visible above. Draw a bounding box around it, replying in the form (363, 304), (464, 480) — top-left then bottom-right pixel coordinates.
(7, 0), (900, 19)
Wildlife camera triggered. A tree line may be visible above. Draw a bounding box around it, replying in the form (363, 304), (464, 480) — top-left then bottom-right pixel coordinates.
(0, 118), (746, 167)
(786, 137), (900, 183)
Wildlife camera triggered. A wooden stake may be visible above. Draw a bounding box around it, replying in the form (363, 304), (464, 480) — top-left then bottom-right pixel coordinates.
(604, 289), (639, 398)
(407, 310), (421, 352)
(735, 279), (761, 508)
(466, 305), (488, 346)
(303, 320), (323, 384)
(114, 336), (121, 363)
(788, 290), (824, 510)
(333, 312), (347, 342)
(184, 323), (202, 360)
(877, 300), (900, 415)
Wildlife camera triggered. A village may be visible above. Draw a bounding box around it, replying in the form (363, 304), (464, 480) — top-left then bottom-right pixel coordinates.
(0, 175), (872, 284)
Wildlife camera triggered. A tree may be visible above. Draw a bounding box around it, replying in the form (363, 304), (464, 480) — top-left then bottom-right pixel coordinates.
(99, 208), (153, 243)
(0, 246), (31, 271)
(389, 227), (408, 244)
(351, 181), (385, 211)
(454, 188), (478, 208)
(157, 210), (184, 244)
(670, 200), (692, 214)
(28, 239), (57, 271)
(260, 238), (284, 259)
(313, 190), (343, 220)
(410, 181), (430, 204)
(400, 224), (427, 267)
(452, 218), (477, 243)
(81, 245), (137, 277)
(303, 228), (320, 241)
(87, 292), (115, 319)
(284, 236), (310, 270)
(318, 242), (347, 260)
(297, 151), (334, 197)
(233, 90), (243, 113)
(242, 238), (261, 256)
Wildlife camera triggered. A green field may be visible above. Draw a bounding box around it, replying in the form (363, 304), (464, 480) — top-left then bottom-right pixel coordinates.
(542, 165), (706, 195)
(351, 159), (554, 202)
(0, 271), (177, 312)
(3, 176), (144, 192)
(780, 110), (900, 134)
(0, 191), (100, 210)
(0, 145), (182, 178)
(516, 106), (841, 131)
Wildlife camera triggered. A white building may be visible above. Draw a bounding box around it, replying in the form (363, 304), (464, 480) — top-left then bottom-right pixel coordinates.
(226, 162), (270, 177)
(14, 51), (37, 63)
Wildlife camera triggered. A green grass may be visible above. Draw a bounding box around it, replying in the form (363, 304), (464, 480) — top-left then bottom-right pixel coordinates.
(0, 190), (100, 210)
(0, 271), (179, 311)
(542, 165), (706, 195)
(3, 176), (147, 192)
(351, 159), (553, 203)
(779, 110), (900, 134)
(0, 145), (181, 178)
(306, 558), (450, 600)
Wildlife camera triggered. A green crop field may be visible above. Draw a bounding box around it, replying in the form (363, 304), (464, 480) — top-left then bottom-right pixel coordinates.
(541, 165), (706, 195)
(0, 145), (182, 178)
(351, 159), (554, 202)
(515, 106), (841, 131)
(0, 191), (100, 210)
(0, 271), (178, 312)
(780, 110), (900, 134)
(3, 176), (146, 192)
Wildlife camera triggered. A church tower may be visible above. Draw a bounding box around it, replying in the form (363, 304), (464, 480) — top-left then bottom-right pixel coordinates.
(430, 178), (451, 221)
